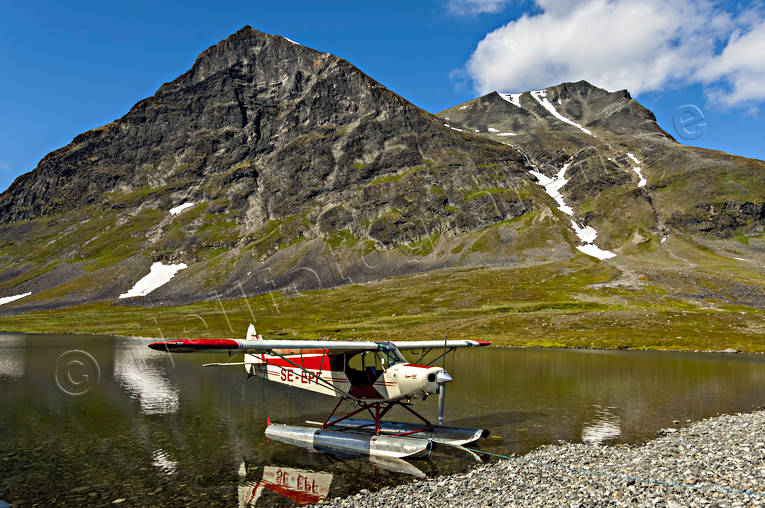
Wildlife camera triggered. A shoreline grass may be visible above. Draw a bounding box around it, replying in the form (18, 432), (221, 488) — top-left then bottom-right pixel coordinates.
(1, 262), (763, 352)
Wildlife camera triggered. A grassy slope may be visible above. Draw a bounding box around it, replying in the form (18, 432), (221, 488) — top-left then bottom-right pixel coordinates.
(1, 252), (763, 352)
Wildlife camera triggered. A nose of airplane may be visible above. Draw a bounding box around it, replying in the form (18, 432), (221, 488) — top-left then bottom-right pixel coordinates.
(423, 366), (452, 394)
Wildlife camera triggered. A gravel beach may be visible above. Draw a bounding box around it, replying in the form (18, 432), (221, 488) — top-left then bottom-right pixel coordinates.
(320, 410), (765, 507)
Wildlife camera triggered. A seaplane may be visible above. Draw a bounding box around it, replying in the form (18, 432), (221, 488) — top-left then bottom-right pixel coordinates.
(148, 324), (491, 459)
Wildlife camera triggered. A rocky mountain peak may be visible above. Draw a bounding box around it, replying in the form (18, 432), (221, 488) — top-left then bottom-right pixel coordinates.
(441, 79), (671, 140)
(0, 25), (428, 225)
(164, 26), (320, 92)
(540, 80), (630, 102)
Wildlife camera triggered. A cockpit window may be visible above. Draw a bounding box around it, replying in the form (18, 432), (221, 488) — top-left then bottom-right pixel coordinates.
(378, 343), (407, 367)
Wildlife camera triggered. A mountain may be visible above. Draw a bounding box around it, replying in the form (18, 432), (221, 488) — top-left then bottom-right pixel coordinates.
(440, 83), (764, 241)
(0, 27), (549, 311)
(0, 27), (763, 316)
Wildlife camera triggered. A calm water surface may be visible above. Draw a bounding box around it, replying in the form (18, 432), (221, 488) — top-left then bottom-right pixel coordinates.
(1, 333), (764, 506)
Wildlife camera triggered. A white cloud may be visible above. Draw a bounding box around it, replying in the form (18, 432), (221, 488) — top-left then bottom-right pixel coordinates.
(463, 0), (765, 107)
(697, 13), (765, 106)
(534, 0), (590, 16)
(448, 0), (509, 15)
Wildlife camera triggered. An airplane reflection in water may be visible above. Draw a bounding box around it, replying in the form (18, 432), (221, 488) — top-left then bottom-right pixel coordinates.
(237, 452), (426, 506)
(239, 466), (332, 506)
(113, 339), (179, 414)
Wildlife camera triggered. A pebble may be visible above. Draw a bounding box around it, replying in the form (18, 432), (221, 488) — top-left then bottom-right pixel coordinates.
(318, 410), (765, 507)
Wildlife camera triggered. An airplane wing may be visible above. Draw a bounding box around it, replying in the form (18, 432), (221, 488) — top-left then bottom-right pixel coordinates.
(390, 339), (491, 349)
(148, 338), (379, 354)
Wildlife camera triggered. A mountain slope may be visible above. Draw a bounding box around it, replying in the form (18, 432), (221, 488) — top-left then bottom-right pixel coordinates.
(440, 82), (765, 245)
(0, 27), (564, 312)
(0, 29), (762, 318)
(438, 82), (765, 311)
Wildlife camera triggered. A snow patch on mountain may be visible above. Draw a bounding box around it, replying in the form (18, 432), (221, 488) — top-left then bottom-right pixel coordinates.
(498, 92), (522, 108)
(169, 202), (194, 215)
(571, 221), (616, 260)
(517, 149), (615, 261)
(529, 163), (573, 216)
(626, 152), (646, 187)
(488, 127), (499, 132)
(444, 123), (464, 131)
(577, 244), (617, 260)
(0, 292), (31, 306)
(571, 220), (599, 243)
(497, 132), (517, 136)
(633, 167), (646, 187)
(530, 90), (593, 136)
(119, 262), (188, 298)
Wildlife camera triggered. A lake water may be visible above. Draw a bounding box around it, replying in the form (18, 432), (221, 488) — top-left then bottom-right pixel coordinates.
(1, 333), (764, 506)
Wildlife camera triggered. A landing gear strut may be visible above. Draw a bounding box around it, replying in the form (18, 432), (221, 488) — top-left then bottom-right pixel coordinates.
(322, 398), (434, 436)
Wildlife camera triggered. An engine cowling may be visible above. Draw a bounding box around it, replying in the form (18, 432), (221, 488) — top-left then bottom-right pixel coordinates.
(392, 364), (449, 400)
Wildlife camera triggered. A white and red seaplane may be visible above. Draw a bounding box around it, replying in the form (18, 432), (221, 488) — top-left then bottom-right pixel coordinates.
(148, 324), (491, 459)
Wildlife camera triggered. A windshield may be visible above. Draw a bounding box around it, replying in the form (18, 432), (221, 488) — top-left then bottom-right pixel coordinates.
(378, 343), (407, 367)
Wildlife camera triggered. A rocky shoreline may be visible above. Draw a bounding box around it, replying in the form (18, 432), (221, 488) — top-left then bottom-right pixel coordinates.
(319, 410), (765, 507)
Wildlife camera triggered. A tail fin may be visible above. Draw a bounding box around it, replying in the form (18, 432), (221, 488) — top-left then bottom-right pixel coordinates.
(246, 323), (261, 341)
(245, 323), (264, 372)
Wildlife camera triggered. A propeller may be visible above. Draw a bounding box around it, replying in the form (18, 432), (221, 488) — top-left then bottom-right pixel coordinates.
(437, 333), (451, 424)
(436, 370), (452, 424)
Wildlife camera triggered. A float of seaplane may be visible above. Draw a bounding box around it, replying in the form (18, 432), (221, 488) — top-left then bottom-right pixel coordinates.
(148, 324), (491, 459)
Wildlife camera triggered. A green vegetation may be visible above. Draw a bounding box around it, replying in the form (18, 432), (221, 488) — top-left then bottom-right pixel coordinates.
(471, 227), (500, 253)
(81, 209), (166, 270)
(104, 185), (164, 207)
(464, 188), (505, 202)
(362, 240), (378, 255)
(402, 233), (439, 256)
(0, 206), (167, 288)
(245, 213), (307, 259)
(368, 166), (424, 186)
(2, 258), (763, 352)
(451, 243), (465, 254)
(324, 229), (357, 250)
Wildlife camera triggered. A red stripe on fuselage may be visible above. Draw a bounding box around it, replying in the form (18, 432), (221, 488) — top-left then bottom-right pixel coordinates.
(262, 354), (333, 370)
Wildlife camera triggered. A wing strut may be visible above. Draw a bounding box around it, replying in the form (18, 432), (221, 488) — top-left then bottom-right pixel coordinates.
(414, 347), (457, 367)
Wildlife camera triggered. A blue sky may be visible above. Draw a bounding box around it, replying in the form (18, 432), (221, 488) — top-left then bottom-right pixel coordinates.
(1, 0), (763, 192)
